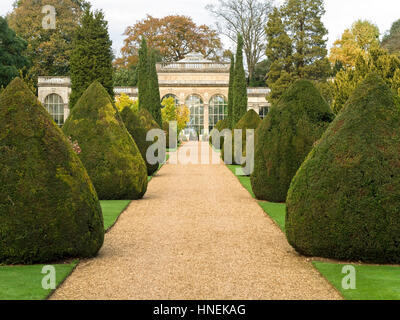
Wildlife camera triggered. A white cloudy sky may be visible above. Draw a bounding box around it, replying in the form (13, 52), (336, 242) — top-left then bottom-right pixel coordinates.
(1, 0), (399, 57)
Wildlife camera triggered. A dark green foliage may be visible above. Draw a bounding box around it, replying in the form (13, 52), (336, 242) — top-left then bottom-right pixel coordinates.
(0, 17), (29, 88)
(147, 50), (162, 127)
(113, 67), (137, 87)
(265, 7), (293, 104)
(251, 80), (334, 202)
(266, 1), (330, 103)
(0, 78), (104, 264)
(382, 19), (400, 55)
(121, 107), (160, 176)
(285, 74), (400, 263)
(249, 59), (270, 87)
(232, 34), (248, 127)
(210, 118), (230, 149)
(63, 81), (148, 200)
(227, 53), (235, 128)
(138, 38), (149, 111)
(222, 110), (261, 165)
(69, 8), (114, 108)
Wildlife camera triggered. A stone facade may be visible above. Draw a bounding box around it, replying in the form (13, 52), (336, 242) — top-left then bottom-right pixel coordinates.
(37, 52), (271, 132)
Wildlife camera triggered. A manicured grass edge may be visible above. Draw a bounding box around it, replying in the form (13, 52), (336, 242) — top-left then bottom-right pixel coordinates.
(104, 201), (132, 233)
(45, 260), (80, 300)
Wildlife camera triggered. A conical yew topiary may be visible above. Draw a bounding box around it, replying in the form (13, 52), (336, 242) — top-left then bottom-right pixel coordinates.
(63, 81), (148, 200)
(209, 118), (230, 149)
(121, 107), (160, 176)
(286, 74), (400, 263)
(222, 109), (261, 166)
(0, 78), (104, 264)
(251, 80), (334, 202)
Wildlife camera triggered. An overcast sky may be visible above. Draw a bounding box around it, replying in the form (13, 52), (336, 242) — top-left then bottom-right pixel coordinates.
(1, 0), (399, 58)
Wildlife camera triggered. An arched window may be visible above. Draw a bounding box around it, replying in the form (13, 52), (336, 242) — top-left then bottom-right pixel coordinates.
(44, 94), (64, 126)
(208, 95), (227, 132)
(161, 94), (179, 107)
(259, 106), (270, 119)
(185, 94), (204, 135)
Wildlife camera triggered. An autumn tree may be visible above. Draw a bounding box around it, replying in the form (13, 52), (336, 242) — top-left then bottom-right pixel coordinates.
(206, 0), (273, 83)
(333, 47), (400, 114)
(7, 0), (88, 84)
(161, 97), (190, 135)
(382, 19), (400, 56)
(117, 15), (222, 68)
(232, 34), (248, 126)
(330, 20), (380, 69)
(69, 8), (114, 108)
(115, 93), (138, 112)
(0, 17), (29, 88)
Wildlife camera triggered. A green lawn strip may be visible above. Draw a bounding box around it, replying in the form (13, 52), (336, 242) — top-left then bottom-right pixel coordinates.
(0, 260), (78, 300)
(100, 200), (131, 231)
(148, 154), (170, 182)
(312, 261), (400, 300)
(226, 164), (255, 198)
(258, 201), (286, 232)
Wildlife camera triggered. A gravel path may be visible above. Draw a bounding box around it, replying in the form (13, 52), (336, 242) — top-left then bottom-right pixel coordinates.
(51, 142), (341, 300)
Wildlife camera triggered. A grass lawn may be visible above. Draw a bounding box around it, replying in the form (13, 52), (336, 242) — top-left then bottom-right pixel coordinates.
(258, 201), (286, 232)
(313, 261), (400, 300)
(0, 261), (78, 300)
(227, 164), (255, 198)
(100, 200), (131, 231)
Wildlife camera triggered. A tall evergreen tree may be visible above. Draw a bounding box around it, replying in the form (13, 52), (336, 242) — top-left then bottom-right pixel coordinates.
(147, 50), (162, 126)
(69, 8), (114, 108)
(265, 7), (293, 104)
(138, 38), (149, 111)
(227, 53), (235, 128)
(232, 34), (248, 127)
(0, 17), (29, 88)
(382, 19), (400, 55)
(265, 1), (330, 103)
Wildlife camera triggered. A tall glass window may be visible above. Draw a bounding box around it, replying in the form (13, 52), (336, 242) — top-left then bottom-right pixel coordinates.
(185, 94), (204, 135)
(259, 106), (270, 119)
(161, 94), (180, 106)
(44, 94), (64, 126)
(208, 95), (227, 132)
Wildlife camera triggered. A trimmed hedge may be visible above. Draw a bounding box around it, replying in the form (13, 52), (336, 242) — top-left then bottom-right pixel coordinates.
(222, 109), (261, 166)
(210, 118), (230, 149)
(121, 107), (160, 176)
(251, 80), (334, 202)
(63, 81), (148, 200)
(286, 74), (400, 263)
(0, 78), (104, 264)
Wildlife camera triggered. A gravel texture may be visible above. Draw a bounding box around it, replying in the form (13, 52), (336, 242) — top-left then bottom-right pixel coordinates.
(51, 142), (341, 300)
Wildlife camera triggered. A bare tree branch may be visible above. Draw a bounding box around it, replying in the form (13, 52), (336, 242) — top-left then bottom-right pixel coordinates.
(206, 0), (273, 81)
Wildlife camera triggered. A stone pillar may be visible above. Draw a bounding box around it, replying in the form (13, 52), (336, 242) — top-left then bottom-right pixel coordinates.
(203, 103), (209, 136)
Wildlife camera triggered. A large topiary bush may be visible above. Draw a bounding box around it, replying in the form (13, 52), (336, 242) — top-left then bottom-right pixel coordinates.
(286, 74), (400, 263)
(222, 109), (261, 166)
(121, 107), (160, 176)
(63, 81), (148, 200)
(0, 78), (104, 264)
(251, 80), (334, 202)
(209, 118), (230, 149)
